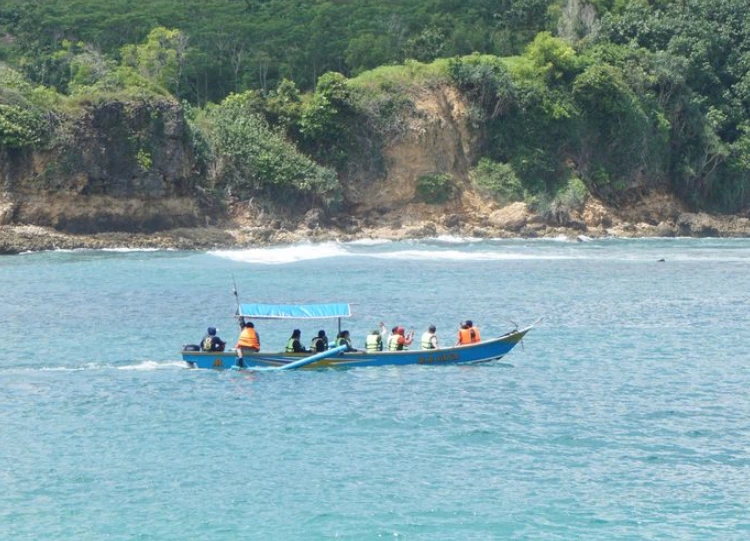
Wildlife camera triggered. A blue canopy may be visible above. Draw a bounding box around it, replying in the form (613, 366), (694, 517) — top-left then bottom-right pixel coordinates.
(238, 303), (351, 319)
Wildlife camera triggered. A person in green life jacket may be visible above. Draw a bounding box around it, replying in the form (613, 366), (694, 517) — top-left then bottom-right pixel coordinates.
(388, 326), (414, 351)
(335, 330), (358, 351)
(421, 325), (438, 350)
(285, 329), (309, 353)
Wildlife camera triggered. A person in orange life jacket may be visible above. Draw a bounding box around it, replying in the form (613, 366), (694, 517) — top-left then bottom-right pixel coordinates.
(201, 327), (226, 352)
(455, 321), (474, 346)
(285, 329), (309, 353)
(388, 326), (414, 351)
(236, 320), (260, 353)
(466, 320), (481, 343)
(310, 330), (329, 352)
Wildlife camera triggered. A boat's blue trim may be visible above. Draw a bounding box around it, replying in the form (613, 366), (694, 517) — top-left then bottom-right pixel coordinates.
(238, 303), (351, 319)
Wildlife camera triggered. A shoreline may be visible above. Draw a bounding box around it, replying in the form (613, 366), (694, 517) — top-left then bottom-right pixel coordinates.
(3, 209), (750, 255)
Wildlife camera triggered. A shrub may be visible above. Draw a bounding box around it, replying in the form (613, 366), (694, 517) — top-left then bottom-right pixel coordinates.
(416, 173), (454, 204)
(554, 177), (589, 212)
(201, 92), (343, 210)
(470, 158), (524, 204)
(0, 104), (47, 148)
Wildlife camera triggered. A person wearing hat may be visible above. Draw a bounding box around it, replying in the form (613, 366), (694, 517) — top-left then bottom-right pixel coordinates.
(201, 327), (226, 352)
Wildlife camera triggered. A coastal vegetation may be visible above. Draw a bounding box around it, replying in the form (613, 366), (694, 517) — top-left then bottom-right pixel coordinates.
(1, 0), (749, 220)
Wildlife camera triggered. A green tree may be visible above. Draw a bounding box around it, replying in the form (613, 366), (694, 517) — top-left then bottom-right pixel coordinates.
(120, 27), (188, 95)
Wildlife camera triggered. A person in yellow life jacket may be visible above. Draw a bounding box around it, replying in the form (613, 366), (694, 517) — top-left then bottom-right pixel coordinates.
(388, 326), (413, 351)
(335, 330), (357, 351)
(455, 321), (473, 346)
(466, 320), (481, 343)
(365, 329), (383, 352)
(421, 325), (438, 350)
(285, 329), (308, 353)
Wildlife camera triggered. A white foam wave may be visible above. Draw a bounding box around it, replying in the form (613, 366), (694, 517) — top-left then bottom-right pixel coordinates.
(210, 241), (350, 264)
(346, 238), (392, 246)
(101, 247), (164, 253)
(116, 360), (186, 370)
(430, 235), (485, 244)
(368, 249), (574, 261)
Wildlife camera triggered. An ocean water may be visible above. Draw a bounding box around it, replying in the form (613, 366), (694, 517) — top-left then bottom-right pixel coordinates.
(2, 237), (750, 540)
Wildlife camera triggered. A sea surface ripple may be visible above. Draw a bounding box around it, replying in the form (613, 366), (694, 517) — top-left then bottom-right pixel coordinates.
(1, 237), (750, 539)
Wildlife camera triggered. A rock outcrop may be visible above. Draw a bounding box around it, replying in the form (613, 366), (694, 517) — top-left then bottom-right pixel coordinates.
(1, 99), (203, 234)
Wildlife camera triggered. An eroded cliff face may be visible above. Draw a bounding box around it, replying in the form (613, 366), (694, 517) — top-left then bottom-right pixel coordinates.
(0, 100), (203, 233)
(340, 85), (494, 227)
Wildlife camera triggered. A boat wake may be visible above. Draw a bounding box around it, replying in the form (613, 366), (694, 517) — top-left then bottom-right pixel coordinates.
(0, 360), (186, 373)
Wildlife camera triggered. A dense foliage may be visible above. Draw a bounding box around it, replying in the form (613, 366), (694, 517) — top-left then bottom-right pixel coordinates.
(1, 0), (749, 213)
(0, 0), (554, 103)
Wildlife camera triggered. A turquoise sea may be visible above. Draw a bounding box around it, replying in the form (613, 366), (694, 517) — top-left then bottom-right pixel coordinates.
(2, 237), (750, 540)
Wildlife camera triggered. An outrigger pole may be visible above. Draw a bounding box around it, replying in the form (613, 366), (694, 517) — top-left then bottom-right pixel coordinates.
(232, 275), (241, 318)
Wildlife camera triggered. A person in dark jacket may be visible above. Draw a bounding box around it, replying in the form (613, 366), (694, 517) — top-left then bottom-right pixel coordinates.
(201, 327), (226, 352)
(310, 330), (329, 352)
(285, 329), (309, 353)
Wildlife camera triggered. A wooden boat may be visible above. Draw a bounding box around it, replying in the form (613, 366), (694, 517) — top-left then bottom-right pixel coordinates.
(181, 303), (533, 371)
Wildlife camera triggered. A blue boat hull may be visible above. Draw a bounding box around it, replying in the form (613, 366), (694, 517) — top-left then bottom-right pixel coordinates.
(181, 327), (530, 370)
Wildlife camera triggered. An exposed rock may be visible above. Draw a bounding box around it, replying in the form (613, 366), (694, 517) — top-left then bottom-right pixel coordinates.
(653, 222), (677, 237)
(488, 202), (529, 231)
(676, 213), (720, 237)
(303, 208), (324, 230)
(443, 214), (461, 228)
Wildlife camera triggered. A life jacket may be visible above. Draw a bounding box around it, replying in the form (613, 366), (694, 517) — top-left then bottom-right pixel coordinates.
(285, 338), (299, 353)
(335, 336), (351, 348)
(237, 327), (259, 350)
(311, 337), (326, 351)
(388, 334), (402, 351)
(421, 331), (436, 350)
(458, 327), (473, 345)
(365, 333), (382, 352)
(471, 326), (481, 343)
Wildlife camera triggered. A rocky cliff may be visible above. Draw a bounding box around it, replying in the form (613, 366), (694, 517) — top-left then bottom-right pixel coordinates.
(2, 88), (750, 254)
(1, 100), (203, 233)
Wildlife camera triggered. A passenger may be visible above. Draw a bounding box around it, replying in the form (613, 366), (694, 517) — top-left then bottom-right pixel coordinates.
(420, 325), (438, 350)
(285, 329), (309, 353)
(201, 326), (226, 352)
(388, 326), (414, 351)
(236, 320), (260, 352)
(466, 320), (481, 343)
(455, 321), (473, 346)
(310, 330), (329, 352)
(365, 329), (383, 352)
(335, 330), (358, 351)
